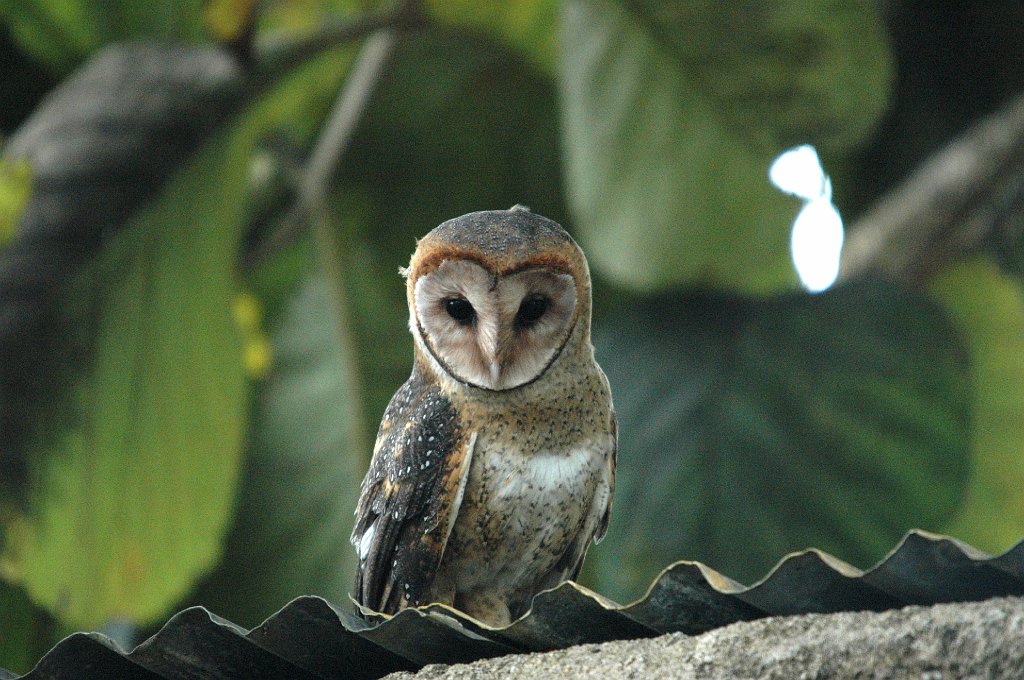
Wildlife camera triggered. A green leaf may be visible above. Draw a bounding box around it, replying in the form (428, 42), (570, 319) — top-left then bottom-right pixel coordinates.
(931, 259), (1024, 554)
(345, 29), (566, 226)
(626, 0), (893, 153)
(0, 124), (251, 629)
(184, 270), (363, 627)
(558, 0), (892, 292)
(426, 0), (558, 72)
(0, 0), (205, 71)
(0, 30), (359, 633)
(202, 0), (256, 45)
(0, 46), (244, 499)
(0, 581), (56, 675)
(991, 201), (1024, 282)
(0, 159), (31, 247)
(584, 281), (971, 599)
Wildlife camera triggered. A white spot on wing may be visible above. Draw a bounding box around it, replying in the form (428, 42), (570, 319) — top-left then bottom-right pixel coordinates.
(358, 520), (376, 561)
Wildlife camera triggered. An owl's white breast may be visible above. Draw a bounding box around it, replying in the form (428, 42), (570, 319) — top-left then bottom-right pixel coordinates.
(443, 431), (613, 594)
(479, 435), (609, 512)
(509, 445), (598, 495)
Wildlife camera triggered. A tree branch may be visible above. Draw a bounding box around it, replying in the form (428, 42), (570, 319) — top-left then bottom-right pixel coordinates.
(309, 31), (398, 458)
(244, 28), (398, 270)
(840, 91), (1024, 282)
(298, 30), (395, 223)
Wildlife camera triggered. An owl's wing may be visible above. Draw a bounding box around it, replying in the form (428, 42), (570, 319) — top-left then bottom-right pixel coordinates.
(350, 368), (475, 614)
(595, 410), (617, 543)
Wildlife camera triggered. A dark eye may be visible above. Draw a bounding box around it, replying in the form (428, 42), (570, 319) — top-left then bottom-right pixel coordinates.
(443, 297), (475, 325)
(516, 295), (549, 327)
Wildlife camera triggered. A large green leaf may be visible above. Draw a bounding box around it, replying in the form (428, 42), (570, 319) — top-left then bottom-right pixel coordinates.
(0, 45), (245, 499)
(0, 124), (251, 628)
(584, 280), (970, 600)
(0, 33), (354, 633)
(184, 270), (363, 627)
(558, 0), (892, 292)
(0, 0), (205, 71)
(931, 259), (1024, 553)
(626, 0), (893, 153)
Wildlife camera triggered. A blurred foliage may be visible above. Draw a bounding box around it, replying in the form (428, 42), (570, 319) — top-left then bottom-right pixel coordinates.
(204, 0), (258, 45)
(931, 260), (1024, 550)
(426, 0), (557, 71)
(0, 583), (53, 675)
(558, 0), (890, 292)
(588, 281), (970, 592)
(185, 264), (363, 627)
(0, 159), (31, 247)
(0, 0), (206, 72)
(1, 0), (1024, 673)
(0, 120), (252, 629)
(845, 3), (1024, 214)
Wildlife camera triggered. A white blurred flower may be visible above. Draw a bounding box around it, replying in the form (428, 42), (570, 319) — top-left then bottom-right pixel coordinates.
(769, 144), (844, 293)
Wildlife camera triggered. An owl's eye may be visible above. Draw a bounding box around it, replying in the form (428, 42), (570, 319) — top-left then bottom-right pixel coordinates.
(516, 295), (549, 328)
(443, 297), (475, 325)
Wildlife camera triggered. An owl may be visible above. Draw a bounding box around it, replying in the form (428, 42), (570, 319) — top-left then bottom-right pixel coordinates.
(350, 207), (616, 627)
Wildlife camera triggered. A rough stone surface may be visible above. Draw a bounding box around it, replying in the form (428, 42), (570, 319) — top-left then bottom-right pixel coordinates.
(385, 596), (1024, 679)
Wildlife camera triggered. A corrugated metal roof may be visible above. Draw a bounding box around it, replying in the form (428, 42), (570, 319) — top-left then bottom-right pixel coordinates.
(8, 530), (1024, 679)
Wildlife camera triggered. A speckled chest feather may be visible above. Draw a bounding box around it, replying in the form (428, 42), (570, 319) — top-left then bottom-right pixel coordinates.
(436, 349), (614, 620)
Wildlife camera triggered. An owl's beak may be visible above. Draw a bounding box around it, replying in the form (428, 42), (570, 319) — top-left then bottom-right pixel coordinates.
(476, 317), (504, 387)
(475, 315), (507, 387)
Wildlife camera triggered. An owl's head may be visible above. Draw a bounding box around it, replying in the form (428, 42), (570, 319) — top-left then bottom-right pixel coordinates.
(404, 207), (591, 392)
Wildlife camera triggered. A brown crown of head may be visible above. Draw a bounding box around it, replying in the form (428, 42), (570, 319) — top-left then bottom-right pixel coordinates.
(405, 208), (591, 304)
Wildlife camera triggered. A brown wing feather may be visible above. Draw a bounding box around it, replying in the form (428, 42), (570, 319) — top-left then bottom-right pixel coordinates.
(351, 366), (473, 613)
(595, 410), (617, 543)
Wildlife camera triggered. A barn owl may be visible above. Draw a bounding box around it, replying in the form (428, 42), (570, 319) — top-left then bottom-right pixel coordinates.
(351, 206), (615, 627)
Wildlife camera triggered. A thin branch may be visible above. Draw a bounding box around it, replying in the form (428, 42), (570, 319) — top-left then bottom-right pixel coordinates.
(304, 31), (399, 461)
(840, 91), (1024, 282)
(244, 29), (397, 269)
(299, 30), (395, 220)
(275, 29), (399, 456)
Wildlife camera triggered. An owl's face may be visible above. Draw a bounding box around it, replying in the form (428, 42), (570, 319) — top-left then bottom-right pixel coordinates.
(411, 258), (578, 391)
